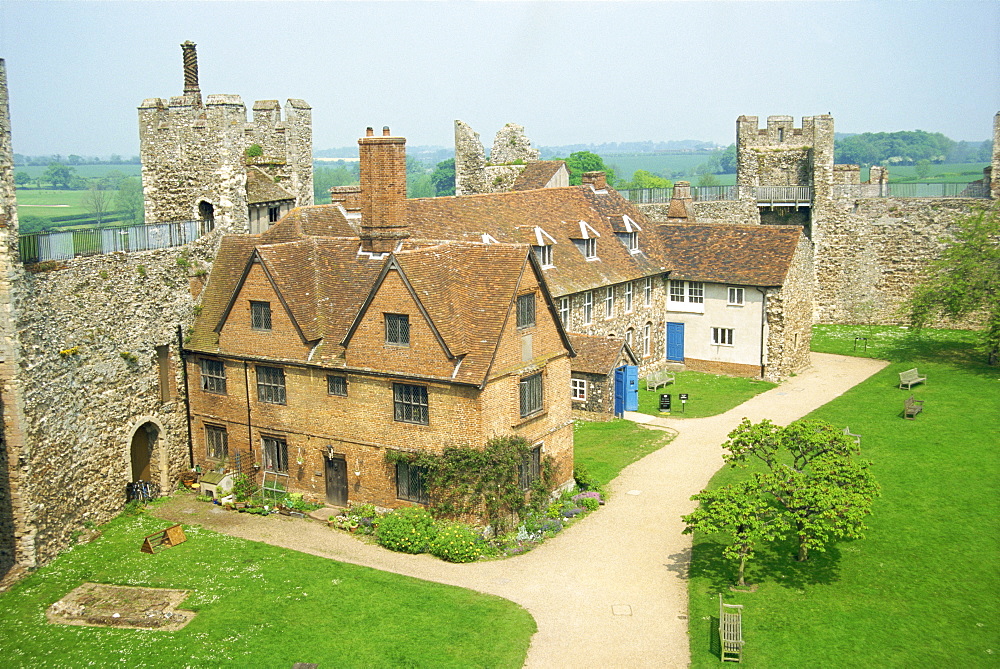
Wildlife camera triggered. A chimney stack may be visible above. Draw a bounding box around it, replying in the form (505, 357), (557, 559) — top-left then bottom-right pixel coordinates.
(358, 126), (409, 253)
(582, 171), (607, 190)
(664, 181), (695, 223)
(180, 41), (202, 106)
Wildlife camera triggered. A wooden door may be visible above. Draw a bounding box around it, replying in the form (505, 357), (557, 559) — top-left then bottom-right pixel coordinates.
(325, 456), (348, 507)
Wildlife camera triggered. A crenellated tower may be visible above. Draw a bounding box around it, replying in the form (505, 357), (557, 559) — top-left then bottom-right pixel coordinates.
(138, 42), (313, 234)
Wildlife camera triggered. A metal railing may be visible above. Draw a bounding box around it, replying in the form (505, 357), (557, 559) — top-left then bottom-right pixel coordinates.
(886, 182), (990, 199)
(20, 220), (203, 264)
(618, 186), (738, 204)
(753, 186), (812, 207)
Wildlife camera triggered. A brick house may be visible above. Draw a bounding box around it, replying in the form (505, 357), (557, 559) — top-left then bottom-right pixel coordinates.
(567, 334), (640, 415)
(185, 129), (575, 508)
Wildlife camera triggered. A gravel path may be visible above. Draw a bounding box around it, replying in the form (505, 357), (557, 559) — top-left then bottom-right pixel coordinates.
(154, 352), (887, 668)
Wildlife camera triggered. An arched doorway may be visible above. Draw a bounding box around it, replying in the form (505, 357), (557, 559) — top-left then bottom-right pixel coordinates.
(198, 200), (215, 234)
(130, 422), (158, 482)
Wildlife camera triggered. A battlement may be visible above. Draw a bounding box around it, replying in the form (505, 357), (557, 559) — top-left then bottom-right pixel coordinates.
(737, 114), (834, 148)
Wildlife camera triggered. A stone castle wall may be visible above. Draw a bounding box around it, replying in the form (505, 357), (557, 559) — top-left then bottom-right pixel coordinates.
(454, 120), (538, 195)
(139, 96), (312, 233)
(4, 234), (220, 569)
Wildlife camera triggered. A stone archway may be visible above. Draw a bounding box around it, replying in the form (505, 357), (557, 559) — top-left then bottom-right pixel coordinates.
(125, 417), (169, 493)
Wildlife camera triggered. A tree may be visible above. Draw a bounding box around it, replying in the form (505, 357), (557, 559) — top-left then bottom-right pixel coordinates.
(697, 172), (720, 187)
(721, 418), (879, 562)
(84, 182), (113, 226)
(559, 151), (617, 186)
(43, 162), (74, 189)
(14, 171), (32, 187)
(914, 159), (932, 180)
(908, 206), (1000, 365)
(116, 177), (144, 226)
(430, 158), (455, 196)
(620, 169), (672, 190)
(682, 480), (785, 586)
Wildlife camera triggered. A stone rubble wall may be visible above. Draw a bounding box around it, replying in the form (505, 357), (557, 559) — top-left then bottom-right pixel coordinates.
(7, 233), (221, 567)
(454, 120), (536, 195)
(763, 234), (814, 380)
(811, 197), (991, 326)
(490, 123), (540, 166)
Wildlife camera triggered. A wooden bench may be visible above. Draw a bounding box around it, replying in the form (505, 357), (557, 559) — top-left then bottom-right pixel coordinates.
(904, 395), (924, 420)
(719, 594), (744, 663)
(898, 368), (927, 390)
(645, 370), (676, 391)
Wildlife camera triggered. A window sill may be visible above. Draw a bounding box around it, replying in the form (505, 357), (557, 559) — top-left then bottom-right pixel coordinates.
(514, 409), (547, 426)
(667, 302), (705, 314)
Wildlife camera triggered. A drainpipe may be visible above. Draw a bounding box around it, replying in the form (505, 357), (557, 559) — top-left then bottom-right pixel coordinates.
(244, 361), (253, 461)
(177, 325), (194, 469)
(755, 287), (768, 379)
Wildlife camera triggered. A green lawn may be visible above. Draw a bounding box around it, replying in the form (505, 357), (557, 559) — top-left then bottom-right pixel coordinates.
(15, 188), (91, 217)
(0, 509), (535, 668)
(573, 418), (672, 486)
(637, 370), (776, 419)
(16, 163), (142, 180)
(688, 326), (1000, 667)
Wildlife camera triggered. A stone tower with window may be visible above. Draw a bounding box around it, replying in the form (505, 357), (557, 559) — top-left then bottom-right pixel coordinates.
(138, 42), (313, 233)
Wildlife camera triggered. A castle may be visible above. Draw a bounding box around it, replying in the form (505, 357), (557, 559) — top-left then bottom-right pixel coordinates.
(0, 43), (996, 580)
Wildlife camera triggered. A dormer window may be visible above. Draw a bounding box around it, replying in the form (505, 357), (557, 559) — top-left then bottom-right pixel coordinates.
(533, 244), (553, 267)
(585, 238), (597, 259)
(626, 231), (638, 251)
(572, 220), (600, 260)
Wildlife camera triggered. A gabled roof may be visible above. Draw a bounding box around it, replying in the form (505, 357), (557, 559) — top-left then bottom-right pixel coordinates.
(655, 223), (804, 286)
(568, 333), (639, 376)
(188, 236), (569, 387)
(246, 167), (295, 205)
(260, 204), (357, 242)
(512, 161), (567, 190)
(405, 185), (668, 297)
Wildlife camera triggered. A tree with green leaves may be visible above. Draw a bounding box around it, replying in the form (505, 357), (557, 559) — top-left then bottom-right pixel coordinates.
(116, 177), (144, 226)
(721, 418), (879, 562)
(84, 182), (113, 226)
(14, 171), (32, 187)
(43, 162), (74, 189)
(620, 169), (672, 190)
(908, 205), (1000, 365)
(430, 158), (455, 196)
(558, 151), (616, 186)
(682, 480), (785, 586)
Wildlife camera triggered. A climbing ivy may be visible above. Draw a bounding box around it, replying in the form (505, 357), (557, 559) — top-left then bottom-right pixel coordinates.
(385, 435), (555, 535)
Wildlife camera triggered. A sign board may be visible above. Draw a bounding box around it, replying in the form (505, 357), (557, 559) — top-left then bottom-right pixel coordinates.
(679, 393), (689, 401)
(659, 394), (672, 411)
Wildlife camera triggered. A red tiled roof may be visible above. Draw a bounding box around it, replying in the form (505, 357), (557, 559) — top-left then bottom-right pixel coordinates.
(568, 333), (638, 376)
(512, 161), (566, 190)
(246, 167), (295, 205)
(655, 223), (804, 286)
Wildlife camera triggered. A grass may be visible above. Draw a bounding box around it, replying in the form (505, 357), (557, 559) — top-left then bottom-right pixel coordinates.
(687, 325), (1000, 667)
(15, 189), (91, 217)
(573, 418), (671, 486)
(0, 508), (535, 668)
(637, 370), (777, 419)
(15, 164), (142, 180)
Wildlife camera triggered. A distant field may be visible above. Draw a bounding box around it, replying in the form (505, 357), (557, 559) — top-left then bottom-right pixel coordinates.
(885, 162), (988, 183)
(16, 189), (90, 217)
(15, 163), (141, 180)
(600, 152), (720, 181)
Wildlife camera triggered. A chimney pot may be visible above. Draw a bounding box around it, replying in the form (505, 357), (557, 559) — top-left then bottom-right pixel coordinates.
(366, 127), (374, 137)
(383, 126), (391, 137)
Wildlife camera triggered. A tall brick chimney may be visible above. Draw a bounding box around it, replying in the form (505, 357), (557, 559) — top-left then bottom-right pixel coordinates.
(359, 126), (409, 253)
(180, 41), (202, 106)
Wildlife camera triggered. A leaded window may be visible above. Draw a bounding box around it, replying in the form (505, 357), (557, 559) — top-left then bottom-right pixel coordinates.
(518, 445), (542, 490)
(394, 383), (428, 424)
(250, 301), (272, 331)
(262, 436), (288, 473)
(327, 375), (347, 396)
(519, 373), (543, 418)
(385, 313), (410, 346)
(200, 358), (226, 394)
(256, 365), (286, 404)
(396, 461), (429, 504)
(517, 293), (536, 329)
(205, 425), (228, 461)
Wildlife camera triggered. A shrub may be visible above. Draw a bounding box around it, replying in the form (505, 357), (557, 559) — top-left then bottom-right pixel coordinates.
(375, 507), (437, 554)
(347, 503), (377, 520)
(246, 144), (264, 158)
(578, 497), (600, 512)
(574, 466), (603, 492)
(429, 523), (483, 563)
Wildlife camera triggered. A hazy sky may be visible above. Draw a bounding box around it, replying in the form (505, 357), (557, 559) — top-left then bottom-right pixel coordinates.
(2, 1), (998, 157)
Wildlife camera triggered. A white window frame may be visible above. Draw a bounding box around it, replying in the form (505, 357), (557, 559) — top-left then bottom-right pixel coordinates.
(668, 280), (706, 314)
(604, 286), (614, 318)
(583, 291), (593, 325)
(642, 322), (652, 357)
(712, 327), (735, 346)
(571, 378), (587, 401)
(644, 277), (652, 306)
(533, 244), (553, 268)
(559, 296), (570, 325)
(728, 287), (745, 306)
(625, 328), (633, 348)
(624, 283), (633, 313)
(584, 237), (597, 260)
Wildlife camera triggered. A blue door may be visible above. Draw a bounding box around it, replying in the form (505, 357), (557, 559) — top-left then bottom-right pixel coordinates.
(666, 322), (685, 362)
(613, 366), (626, 416)
(613, 365), (639, 414)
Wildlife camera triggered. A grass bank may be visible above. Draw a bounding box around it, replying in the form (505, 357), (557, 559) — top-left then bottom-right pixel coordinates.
(687, 325), (1000, 667)
(637, 370), (776, 419)
(0, 508), (535, 668)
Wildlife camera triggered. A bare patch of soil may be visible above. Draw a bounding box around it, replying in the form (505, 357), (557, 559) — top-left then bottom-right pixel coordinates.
(47, 583), (195, 631)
